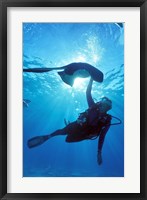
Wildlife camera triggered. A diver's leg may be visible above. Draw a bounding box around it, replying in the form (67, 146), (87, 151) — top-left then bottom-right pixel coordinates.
(48, 122), (79, 138)
(27, 128), (67, 148)
(48, 128), (67, 138)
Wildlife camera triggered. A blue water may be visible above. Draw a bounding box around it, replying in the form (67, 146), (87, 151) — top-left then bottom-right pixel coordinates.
(23, 23), (124, 177)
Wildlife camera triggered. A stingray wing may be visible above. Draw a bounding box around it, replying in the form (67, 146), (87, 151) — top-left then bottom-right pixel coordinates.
(64, 63), (104, 83)
(58, 71), (76, 87)
(88, 67), (103, 83)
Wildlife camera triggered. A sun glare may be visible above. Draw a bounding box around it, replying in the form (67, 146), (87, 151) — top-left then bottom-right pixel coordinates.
(73, 77), (89, 90)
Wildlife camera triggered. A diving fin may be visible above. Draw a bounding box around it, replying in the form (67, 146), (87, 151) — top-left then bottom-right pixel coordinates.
(27, 135), (50, 148)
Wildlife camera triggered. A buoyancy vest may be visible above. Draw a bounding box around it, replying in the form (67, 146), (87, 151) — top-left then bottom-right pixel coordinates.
(77, 103), (111, 130)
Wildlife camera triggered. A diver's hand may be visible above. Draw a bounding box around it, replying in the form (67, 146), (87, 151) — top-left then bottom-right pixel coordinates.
(97, 151), (102, 165)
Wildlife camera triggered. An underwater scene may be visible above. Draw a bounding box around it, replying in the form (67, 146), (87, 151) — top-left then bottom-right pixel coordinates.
(23, 23), (124, 177)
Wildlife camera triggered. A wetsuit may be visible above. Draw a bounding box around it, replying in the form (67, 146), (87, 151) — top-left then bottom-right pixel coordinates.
(64, 79), (111, 153)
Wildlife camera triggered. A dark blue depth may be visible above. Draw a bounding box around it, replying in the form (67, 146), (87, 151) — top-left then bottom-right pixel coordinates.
(23, 23), (124, 177)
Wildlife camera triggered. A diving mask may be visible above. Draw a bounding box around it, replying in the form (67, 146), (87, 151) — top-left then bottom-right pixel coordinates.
(99, 97), (112, 112)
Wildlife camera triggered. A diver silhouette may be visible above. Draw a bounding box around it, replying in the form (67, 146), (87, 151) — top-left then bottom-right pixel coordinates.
(27, 78), (118, 165)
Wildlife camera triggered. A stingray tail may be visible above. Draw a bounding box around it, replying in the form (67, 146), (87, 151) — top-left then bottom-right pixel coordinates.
(23, 66), (65, 73)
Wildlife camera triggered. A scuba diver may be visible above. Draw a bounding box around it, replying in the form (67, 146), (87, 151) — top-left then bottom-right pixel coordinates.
(27, 78), (117, 165)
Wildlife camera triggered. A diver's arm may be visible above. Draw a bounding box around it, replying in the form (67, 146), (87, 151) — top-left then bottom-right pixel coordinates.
(97, 125), (110, 165)
(86, 78), (95, 107)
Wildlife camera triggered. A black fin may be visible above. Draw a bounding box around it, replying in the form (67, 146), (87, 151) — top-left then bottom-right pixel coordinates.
(27, 135), (50, 148)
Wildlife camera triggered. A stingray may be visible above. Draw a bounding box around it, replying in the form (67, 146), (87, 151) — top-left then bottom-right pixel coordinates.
(23, 62), (103, 86)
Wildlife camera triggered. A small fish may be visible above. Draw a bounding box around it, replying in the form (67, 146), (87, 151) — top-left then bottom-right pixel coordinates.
(23, 99), (31, 107)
